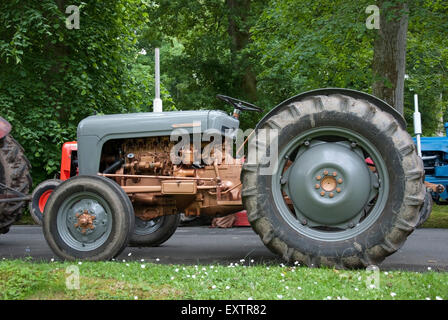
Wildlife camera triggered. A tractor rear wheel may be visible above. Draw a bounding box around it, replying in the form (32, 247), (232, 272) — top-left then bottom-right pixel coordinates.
(130, 214), (180, 247)
(43, 175), (134, 261)
(241, 93), (425, 268)
(0, 135), (32, 234)
(416, 191), (433, 228)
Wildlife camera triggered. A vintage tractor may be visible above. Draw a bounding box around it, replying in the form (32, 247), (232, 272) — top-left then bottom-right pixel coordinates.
(42, 88), (426, 268)
(419, 123), (448, 204)
(0, 117), (32, 235)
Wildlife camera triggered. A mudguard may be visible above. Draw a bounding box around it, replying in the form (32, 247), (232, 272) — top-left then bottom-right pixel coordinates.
(0, 116), (11, 139)
(256, 88), (407, 131)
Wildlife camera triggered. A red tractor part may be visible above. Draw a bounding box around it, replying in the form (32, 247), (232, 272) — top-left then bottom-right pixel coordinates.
(29, 142), (78, 225)
(60, 141), (78, 181)
(233, 210), (250, 227)
(29, 179), (61, 225)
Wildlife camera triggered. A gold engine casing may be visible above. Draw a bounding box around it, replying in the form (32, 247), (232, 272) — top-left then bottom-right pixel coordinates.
(103, 137), (243, 221)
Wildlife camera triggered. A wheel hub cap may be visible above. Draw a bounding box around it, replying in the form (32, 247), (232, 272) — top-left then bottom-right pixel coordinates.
(286, 141), (373, 228)
(74, 209), (96, 233)
(57, 194), (112, 251)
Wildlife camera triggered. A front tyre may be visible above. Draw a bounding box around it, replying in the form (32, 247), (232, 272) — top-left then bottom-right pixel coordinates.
(43, 175), (134, 261)
(242, 93), (425, 268)
(130, 214), (180, 247)
(29, 179), (61, 225)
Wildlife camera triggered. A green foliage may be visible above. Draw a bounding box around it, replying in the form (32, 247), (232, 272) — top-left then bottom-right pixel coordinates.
(0, 0), (151, 184)
(251, 0), (373, 107)
(404, 0), (448, 135)
(1, 0), (447, 186)
(251, 0), (448, 135)
(140, 0), (266, 129)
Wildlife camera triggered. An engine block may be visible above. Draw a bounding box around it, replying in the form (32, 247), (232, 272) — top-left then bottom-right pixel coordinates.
(101, 136), (243, 221)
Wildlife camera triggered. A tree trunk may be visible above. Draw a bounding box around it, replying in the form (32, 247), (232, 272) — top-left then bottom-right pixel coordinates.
(372, 1), (408, 115)
(226, 0), (257, 101)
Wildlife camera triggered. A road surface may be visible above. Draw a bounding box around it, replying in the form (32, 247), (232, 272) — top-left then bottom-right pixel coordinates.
(0, 226), (447, 272)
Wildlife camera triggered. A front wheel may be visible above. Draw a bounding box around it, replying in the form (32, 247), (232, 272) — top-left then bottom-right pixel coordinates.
(29, 179), (61, 225)
(43, 175), (134, 261)
(130, 214), (180, 247)
(242, 93), (425, 268)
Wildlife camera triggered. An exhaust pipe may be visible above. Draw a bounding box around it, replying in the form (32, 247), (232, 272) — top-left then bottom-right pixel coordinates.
(414, 94), (422, 157)
(153, 48), (163, 112)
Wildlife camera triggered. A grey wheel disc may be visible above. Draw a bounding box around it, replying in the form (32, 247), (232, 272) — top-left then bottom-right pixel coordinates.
(56, 191), (113, 251)
(273, 127), (389, 241)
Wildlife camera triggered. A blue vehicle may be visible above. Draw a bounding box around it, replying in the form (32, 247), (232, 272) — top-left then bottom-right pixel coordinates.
(418, 123), (448, 203)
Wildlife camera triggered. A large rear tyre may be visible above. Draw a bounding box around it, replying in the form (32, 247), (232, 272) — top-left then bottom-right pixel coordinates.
(130, 214), (180, 247)
(29, 179), (61, 225)
(241, 93), (425, 268)
(416, 191), (433, 228)
(0, 135), (32, 234)
(43, 175), (134, 261)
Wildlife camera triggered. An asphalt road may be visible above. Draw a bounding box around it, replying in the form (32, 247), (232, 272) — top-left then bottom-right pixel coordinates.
(1, 226), (447, 272)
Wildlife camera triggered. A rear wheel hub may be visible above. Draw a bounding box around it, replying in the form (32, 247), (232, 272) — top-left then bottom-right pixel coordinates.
(287, 141), (373, 228)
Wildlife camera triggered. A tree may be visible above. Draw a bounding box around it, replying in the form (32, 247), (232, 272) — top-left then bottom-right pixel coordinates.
(0, 0), (148, 183)
(372, 0), (409, 114)
(251, 0), (448, 133)
(140, 0), (264, 128)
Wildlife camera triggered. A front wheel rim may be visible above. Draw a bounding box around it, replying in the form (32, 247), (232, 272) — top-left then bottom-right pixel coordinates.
(56, 191), (113, 251)
(272, 126), (389, 242)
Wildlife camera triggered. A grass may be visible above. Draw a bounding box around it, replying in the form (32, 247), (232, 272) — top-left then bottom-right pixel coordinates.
(422, 204), (448, 228)
(4, 202), (447, 300)
(0, 259), (447, 300)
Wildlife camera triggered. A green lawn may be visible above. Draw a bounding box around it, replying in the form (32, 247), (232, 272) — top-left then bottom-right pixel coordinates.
(4, 203), (446, 300)
(0, 259), (447, 300)
(422, 204), (448, 228)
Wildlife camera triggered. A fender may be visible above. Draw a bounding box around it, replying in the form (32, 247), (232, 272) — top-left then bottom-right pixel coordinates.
(0, 116), (12, 139)
(256, 88), (407, 131)
(60, 141), (78, 180)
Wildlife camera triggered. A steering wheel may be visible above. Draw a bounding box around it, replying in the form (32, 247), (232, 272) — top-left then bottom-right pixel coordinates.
(216, 94), (263, 113)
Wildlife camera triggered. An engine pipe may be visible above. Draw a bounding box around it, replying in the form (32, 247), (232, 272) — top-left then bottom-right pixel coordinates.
(103, 159), (124, 174)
